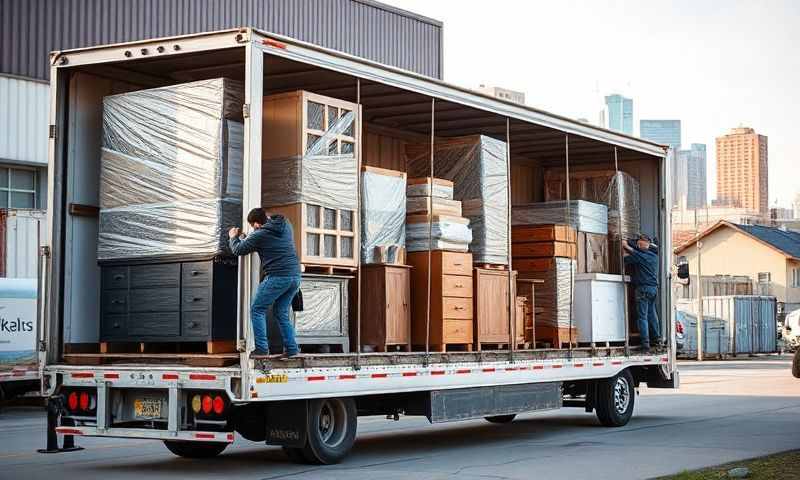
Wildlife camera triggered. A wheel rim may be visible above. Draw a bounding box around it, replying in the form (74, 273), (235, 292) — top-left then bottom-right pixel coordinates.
(613, 376), (631, 415)
(317, 399), (347, 448)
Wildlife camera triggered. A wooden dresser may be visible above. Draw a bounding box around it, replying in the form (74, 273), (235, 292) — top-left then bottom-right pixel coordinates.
(100, 259), (237, 349)
(359, 265), (412, 352)
(407, 251), (473, 351)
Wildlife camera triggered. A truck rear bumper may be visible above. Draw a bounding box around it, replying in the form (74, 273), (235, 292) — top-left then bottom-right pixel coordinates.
(56, 426), (234, 443)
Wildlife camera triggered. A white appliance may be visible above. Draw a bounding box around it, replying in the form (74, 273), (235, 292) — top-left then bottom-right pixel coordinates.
(574, 273), (627, 343)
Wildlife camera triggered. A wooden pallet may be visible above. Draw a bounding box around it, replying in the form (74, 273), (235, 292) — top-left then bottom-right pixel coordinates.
(535, 325), (578, 349)
(301, 263), (358, 275)
(475, 263), (509, 271)
(361, 343), (412, 353)
(412, 343), (473, 352)
(62, 352), (239, 368)
(95, 340), (236, 355)
(475, 342), (530, 351)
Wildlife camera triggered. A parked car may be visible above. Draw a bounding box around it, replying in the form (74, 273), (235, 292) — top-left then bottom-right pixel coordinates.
(782, 309), (800, 352)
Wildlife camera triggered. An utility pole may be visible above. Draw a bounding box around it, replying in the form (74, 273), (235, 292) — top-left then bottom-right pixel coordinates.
(695, 208), (703, 361)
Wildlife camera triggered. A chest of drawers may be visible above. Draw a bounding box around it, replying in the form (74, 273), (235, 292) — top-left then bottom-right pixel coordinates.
(407, 251), (473, 351)
(100, 259), (237, 343)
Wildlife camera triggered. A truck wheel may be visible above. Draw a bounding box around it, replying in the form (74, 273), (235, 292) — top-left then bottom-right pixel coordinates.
(163, 440), (228, 458)
(485, 414), (516, 424)
(301, 397), (357, 465)
(282, 447), (310, 463)
(595, 369), (635, 427)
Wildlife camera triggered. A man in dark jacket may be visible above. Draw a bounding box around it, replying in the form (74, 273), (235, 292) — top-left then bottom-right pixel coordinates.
(623, 233), (661, 353)
(229, 208), (301, 358)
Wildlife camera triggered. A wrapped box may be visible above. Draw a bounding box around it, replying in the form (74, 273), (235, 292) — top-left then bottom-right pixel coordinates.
(406, 215), (471, 252)
(361, 166), (406, 264)
(406, 177), (454, 199)
(98, 78), (244, 262)
(406, 197), (462, 216)
(406, 135), (509, 265)
(519, 257), (576, 328)
(511, 200), (608, 235)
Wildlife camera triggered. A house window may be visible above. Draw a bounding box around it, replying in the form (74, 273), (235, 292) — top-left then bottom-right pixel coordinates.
(793, 268), (800, 288)
(0, 167), (37, 209)
(757, 272), (771, 284)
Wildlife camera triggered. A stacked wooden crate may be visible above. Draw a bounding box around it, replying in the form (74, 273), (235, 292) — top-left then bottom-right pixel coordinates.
(472, 268), (525, 350)
(511, 224), (578, 349)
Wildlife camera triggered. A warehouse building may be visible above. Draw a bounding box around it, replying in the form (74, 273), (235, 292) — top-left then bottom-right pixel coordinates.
(0, 0), (443, 210)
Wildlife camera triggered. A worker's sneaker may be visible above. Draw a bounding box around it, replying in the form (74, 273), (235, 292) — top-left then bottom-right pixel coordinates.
(641, 345), (651, 354)
(250, 349), (270, 358)
(278, 351), (300, 361)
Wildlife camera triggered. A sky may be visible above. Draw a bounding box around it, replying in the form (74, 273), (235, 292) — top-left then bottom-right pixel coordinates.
(386, 0), (800, 207)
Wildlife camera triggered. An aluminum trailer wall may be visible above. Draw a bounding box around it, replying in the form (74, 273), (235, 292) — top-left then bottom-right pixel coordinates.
(0, 0), (443, 81)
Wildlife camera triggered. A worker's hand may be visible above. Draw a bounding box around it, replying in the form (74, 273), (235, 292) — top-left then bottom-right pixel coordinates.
(228, 227), (241, 239)
(622, 242), (633, 252)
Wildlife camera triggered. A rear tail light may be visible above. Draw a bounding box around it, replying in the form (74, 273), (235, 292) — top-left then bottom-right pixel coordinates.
(79, 392), (89, 411)
(191, 395), (202, 414)
(67, 392), (79, 411)
(64, 389), (96, 414)
(201, 395), (213, 415)
(212, 395), (225, 415)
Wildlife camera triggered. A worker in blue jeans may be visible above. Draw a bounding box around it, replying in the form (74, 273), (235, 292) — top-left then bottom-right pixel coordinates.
(623, 233), (661, 353)
(229, 208), (302, 359)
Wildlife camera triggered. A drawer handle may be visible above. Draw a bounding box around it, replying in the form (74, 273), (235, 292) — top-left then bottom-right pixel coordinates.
(191, 297), (202, 302)
(191, 270), (201, 276)
(113, 323), (120, 328)
(454, 306), (465, 310)
(188, 321), (199, 328)
(111, 299), (125, 305)
(113, 274), (124, 280)
(452, 262), (463, 266)
(454, 284), (464, 288)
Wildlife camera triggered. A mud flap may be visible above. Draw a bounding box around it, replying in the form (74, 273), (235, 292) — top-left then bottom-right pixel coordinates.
(264, 400), (308, 448)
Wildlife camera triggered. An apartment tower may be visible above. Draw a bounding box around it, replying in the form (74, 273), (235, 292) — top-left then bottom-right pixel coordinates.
(716, 127), (768, 214)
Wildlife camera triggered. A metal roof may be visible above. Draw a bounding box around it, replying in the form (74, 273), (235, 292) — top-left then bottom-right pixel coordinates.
(0, 0), (443, 81)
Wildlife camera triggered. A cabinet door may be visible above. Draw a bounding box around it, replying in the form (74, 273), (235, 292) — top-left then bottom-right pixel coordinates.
(475, 271), (510, 343)
(384, 268), (410, 344)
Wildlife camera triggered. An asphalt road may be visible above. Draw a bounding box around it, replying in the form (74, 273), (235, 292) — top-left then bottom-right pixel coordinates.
(1, 356), (798, 480)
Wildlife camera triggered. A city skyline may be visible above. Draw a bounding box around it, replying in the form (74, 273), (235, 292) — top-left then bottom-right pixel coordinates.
(387, 0), (799, 207)
(716, 127), (769, 214)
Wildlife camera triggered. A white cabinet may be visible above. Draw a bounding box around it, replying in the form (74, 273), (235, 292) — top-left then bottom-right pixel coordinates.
(574, 273), (627, 343)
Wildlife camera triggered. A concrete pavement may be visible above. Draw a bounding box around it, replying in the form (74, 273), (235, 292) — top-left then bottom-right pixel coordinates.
(1, 355), (798, 480)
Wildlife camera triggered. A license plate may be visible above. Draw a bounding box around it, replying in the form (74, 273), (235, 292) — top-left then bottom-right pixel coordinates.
(257, 374), (289, 384)
(134, 398), (162, 418)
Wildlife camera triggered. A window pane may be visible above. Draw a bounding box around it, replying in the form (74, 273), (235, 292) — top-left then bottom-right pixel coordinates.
(340, 210), (353, 232)
(323, 234), (337, 257)
(327, 139), (338, 156)
(10, 169), (35, 190)
(323, 208), (337, 230)
(306, 233), (320, 256)
(0, 169), (8, 188)
(307, 101), (324, 130)
(341, 110), (354, 137)
(10, 191), (34, 209)
(306, 134), (321, 154)
(340, 236), (353, 258)
(327, 106), (339, 129)
(0, 193), (7, 208)
(306, 205), (320, 228)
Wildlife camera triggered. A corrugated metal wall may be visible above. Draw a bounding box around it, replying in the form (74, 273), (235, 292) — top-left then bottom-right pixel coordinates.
(0, 76), (49, 166)
(0, 0), (443, 81)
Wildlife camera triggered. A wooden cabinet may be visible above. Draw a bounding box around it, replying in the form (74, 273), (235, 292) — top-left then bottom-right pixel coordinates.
(359, 265), (411, 352)
(473, 268), (524, 350)
(100, 260), (237, 349)
(262, 90), (360, 268)
(407, 251), (473, 351)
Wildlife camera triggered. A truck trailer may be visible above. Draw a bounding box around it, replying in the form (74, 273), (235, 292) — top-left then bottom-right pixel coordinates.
(38, 28), (677, 464)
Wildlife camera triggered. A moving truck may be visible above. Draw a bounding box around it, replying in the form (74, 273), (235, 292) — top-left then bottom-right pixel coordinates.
(39, 28), (678, 464)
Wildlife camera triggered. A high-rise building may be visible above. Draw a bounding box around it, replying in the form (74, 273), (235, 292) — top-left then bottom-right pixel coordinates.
(716, 127), (769, 214)
(477, 84), (525, 105)
(685, 144), (707, 209)
(794, 192), (800, 219)
(640, 120), (682, 206)
(603, 94), (633, 135)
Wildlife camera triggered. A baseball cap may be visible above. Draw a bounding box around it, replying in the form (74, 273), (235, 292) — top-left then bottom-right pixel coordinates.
(637, 233), (652, 242)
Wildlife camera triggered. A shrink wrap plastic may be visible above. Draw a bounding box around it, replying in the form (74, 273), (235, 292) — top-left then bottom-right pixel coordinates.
(511, 200), (608, 235)
(407, 135), (508, 264)
(262, 111), (358, 211)
(361, 169), (406, 263)
(98, 78), (244, 261)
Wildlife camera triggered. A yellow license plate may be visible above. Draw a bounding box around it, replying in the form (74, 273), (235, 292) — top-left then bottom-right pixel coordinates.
(134, 398), (162, 418)
(257, 374), (289, 384)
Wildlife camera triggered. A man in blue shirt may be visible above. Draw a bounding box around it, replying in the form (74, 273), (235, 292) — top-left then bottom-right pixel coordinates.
(229, 208), (302, 359)
(623, 233), (661, 352)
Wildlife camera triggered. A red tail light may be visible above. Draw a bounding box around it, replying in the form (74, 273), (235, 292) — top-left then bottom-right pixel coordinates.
(212, 395), (225, 415)
(79, 392), (90, 411)
(67, 392), (79, 411)
(202, 395), (213, 414)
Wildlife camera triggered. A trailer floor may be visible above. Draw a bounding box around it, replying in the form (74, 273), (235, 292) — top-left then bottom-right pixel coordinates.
(61, 345), (665, 369)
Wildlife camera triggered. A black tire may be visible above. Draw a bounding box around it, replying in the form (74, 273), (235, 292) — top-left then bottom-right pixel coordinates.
(283, 447), (310, 463)
(485, 414), (516, 424)
(792, 349), (800, 379)
(300, 397), (357, 465)
(595, 369), (635, 427)
(163, 440), (228, 458)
